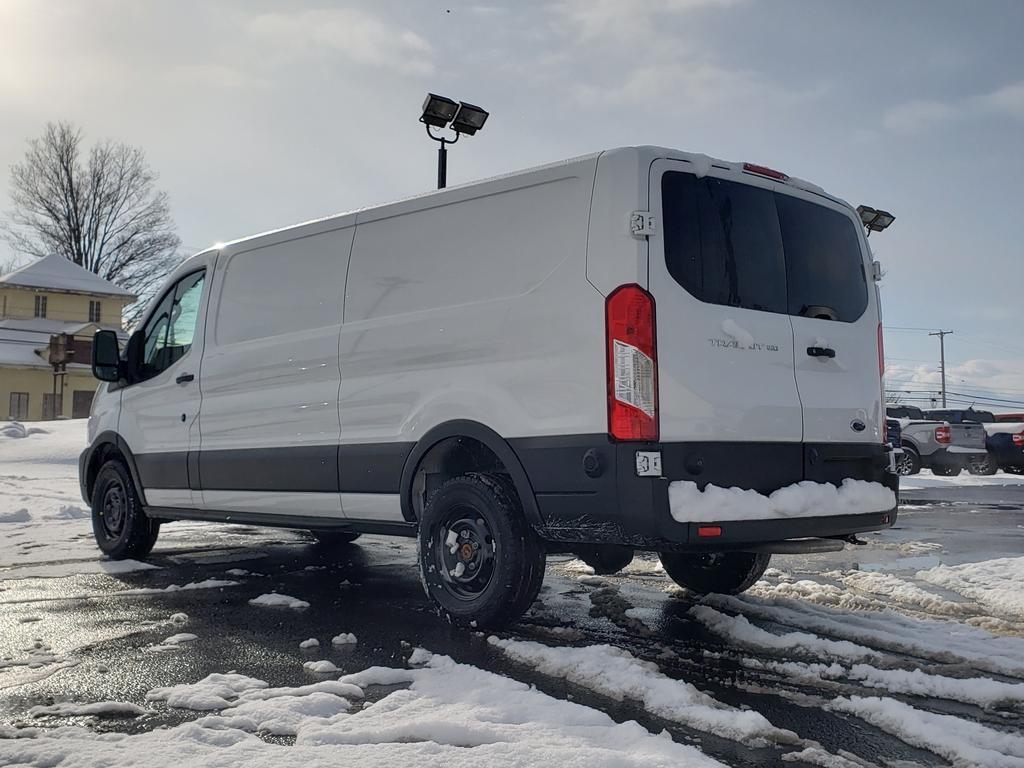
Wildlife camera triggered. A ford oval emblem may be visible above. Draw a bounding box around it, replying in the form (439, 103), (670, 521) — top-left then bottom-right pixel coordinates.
(850, 419), (866, 432)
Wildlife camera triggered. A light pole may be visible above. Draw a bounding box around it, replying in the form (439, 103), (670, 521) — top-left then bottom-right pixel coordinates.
(929, 330), (953, 407)
(420, 93), (489, 190)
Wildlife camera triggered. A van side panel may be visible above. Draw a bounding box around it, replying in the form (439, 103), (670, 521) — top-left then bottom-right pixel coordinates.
(585, 148), (648, 295)
(339, 160), (604, 451)
(197, 227), (352, 517)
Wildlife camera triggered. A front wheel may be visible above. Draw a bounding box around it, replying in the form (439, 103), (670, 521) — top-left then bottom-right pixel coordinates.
(91, 460), (160, 560)
(418, 473), (545, 629)
(659, 551), (770, 595)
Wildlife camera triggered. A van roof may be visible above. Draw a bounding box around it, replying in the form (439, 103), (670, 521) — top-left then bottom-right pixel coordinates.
(199, 145), (848, 259)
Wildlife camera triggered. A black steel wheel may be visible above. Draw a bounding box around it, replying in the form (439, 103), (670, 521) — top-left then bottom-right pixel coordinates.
(418, 473), (545, 629)
(91, 460), (160, 560)
(659, 551), (770, 595)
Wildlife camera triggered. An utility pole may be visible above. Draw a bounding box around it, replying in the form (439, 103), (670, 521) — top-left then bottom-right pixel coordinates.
(928, 330), (953, 407)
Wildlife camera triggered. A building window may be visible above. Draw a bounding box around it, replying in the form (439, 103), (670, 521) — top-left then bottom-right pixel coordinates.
(89, 300), (102, 323)
(9, 392), (29, 420)
(34, 295), (47, 318)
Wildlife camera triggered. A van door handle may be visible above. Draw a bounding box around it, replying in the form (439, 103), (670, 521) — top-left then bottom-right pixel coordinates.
(175, 373), (195, 384)
(807, 346), (836, 358)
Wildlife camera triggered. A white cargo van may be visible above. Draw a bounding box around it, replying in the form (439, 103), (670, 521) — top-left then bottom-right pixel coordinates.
(82, 146), (898, 628)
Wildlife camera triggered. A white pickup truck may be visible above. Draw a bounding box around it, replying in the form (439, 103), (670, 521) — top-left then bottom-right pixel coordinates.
(886, 404), (988, 476)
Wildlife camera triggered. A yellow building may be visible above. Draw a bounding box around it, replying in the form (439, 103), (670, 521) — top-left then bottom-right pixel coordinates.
(0, 254), (135, 421)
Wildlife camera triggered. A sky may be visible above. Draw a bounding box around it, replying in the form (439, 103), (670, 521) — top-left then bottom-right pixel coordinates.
(1, 0), (1022, 411)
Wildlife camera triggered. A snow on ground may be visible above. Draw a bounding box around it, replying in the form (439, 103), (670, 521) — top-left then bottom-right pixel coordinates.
(249, 593), (310, 610)
(489, 637), (797, 747)
(5, 653), (728, 768)
(901, 468), (1024, 489)
(917, 556), (1024, 618)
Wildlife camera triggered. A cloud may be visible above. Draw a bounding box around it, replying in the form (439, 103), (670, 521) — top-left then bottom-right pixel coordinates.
(247, 8), (434, 76)
(886, 357), (1024, 409)
(979, 81), (1024, 120)
(553, 0), (743, 42)
(883, 80), (1024, 135)
(882, 100), (957, 135)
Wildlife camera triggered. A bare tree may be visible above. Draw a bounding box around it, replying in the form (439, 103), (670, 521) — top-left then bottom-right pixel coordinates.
(2, 121), (182, 325)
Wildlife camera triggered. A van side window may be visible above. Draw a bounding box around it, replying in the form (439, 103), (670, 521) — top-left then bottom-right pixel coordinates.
(140, 271), (205, 379)
(662, 173), (787, 314)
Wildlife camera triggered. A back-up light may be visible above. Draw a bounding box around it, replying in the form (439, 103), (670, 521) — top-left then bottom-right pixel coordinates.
(1014, 431), (1024, 447)
(935, 426), (951, 444)
(606, 284), (659, 441)
(743, 162), (789, 181)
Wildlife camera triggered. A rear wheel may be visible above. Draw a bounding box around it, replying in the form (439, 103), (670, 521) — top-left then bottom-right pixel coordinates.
(573, 545), (634, 575)
(310, 530), (361, 546)
(418, 473), (545, 629)
(91, 460), (160, 560)
(895, 447), (921, 476)
(659, 551), (770, 595)
(933, 464), (962, 477)
(967, 455), (999, 475)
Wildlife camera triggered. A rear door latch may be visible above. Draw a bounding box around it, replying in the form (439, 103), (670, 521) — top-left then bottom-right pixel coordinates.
(629, 211), (655, 238)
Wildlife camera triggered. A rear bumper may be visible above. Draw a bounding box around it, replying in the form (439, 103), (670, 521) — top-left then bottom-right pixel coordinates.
(510, 436), (898, 552)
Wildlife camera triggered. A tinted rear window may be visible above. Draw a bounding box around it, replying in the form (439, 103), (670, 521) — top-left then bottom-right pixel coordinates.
(662, 172), (868, 322)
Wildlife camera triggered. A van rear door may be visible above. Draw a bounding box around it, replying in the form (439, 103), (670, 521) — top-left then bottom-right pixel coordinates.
(780, 192), (883, 445)
(648, 159), (803, 450)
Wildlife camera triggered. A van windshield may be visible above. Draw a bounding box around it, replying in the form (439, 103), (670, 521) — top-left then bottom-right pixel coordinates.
(661, 172), (868, 322)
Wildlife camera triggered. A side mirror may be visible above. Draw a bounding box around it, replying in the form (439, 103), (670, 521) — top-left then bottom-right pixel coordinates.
(92, 330), (121, 382)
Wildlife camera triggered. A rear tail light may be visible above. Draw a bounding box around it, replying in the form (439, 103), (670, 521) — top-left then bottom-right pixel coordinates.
(606, 284), (659, 441)
(935, 426), (951, 444)
(743, 162), (789, 181)
(1014, 431), (1024, 447)
(883, 419), (889, 444)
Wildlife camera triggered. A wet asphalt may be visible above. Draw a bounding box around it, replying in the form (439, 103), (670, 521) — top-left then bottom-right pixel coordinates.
(1, 483), (1023, 768)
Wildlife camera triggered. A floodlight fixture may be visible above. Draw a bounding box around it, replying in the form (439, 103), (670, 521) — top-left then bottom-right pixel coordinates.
(420, 93), (460, 128)
(420, 92), (489, 189)
(856, 205), (896, 236)
(450, 102), (489, 136)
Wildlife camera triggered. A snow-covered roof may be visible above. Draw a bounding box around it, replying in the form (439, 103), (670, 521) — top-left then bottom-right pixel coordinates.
(0, 320), (119, 369)
(0, 253), (135, 298)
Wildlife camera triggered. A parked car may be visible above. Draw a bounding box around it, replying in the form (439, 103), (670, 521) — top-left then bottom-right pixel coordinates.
(886, 404), (987, 476)
(885, 418), (903, 455)
(80, 146), (899, 629)
(924, 408), (1024, 475)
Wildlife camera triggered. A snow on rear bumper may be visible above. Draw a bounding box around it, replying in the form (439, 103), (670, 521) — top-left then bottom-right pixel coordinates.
(668, 479), (896, 524)
(516, 437), (898, 551)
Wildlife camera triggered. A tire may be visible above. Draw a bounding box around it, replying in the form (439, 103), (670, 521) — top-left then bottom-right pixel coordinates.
(418, 473), (546, 629)
(91, 460), (160, 560)
(573, 545), (634, 575)
(895, 447), (921, 476)
(967, 455), (999, 476)
(659, 551), (771, 595)
(1004, 465), (1024, 475)
(310, 530), (361, 546)
(933, 464), (962, 477)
